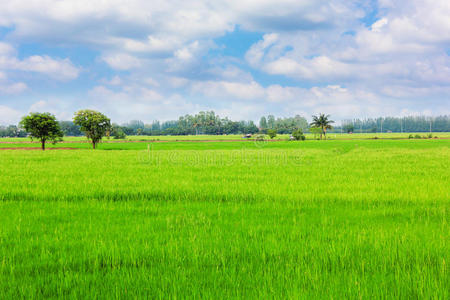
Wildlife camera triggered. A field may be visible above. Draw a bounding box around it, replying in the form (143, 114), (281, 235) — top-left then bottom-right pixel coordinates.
(0, 137), (449, 298)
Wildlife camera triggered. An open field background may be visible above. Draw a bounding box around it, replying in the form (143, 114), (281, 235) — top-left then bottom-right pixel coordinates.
(1, 131), (450, 144)
(0, 138), (449, 298)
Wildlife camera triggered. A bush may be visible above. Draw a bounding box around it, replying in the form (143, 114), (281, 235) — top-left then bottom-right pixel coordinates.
(408, 134), (414, 139)
(414, 134), (421, 139)
(255, 134), (266, 141)
(267, 129), (277, 139)
(112, 126), (127, 139)
(292, 129), (305, 141)
(427, 133), (433, 138)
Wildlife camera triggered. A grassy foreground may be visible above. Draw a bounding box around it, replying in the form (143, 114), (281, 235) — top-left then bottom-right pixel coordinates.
(0, 139), (449, 298)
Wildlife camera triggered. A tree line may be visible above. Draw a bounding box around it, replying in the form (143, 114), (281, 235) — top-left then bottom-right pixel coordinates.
(341, 116), (450, 133)
(1, 112), (449, 139)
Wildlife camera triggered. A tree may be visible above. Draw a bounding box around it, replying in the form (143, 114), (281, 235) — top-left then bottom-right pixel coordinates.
(292, 129), (305, 141)
(111, 124), (127, 139)
(20, 112), (63, 150)
(259, 116), (268, 131)
(73, 110), (111, 149)
(343, 123), (354, 133)
(59, 121), (82, 136)
(267, 115), (275, 129)
(267, 129), (277, 139)
(310, 114), (334, 140)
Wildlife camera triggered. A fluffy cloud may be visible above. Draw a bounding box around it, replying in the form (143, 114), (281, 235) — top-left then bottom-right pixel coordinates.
(0, 70), (27, 94)
(86, 84), (201, 123)
(101, 53), (143, 71)
(0, 105), (22, 125)
(0, 82), (27, 94)
(245, 0), (450, 84)
(0, 0), (448, 122)
(0, 42), (80, 81)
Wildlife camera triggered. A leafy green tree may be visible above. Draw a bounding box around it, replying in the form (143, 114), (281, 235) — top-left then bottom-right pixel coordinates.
(73, 110), (111, 149)
(59, 121), (82, 136)
(267, 115), (275, 129)
(20, 112), (63, 150)
(111, 124), (127, 139)
(267, 129), (277, 139)
(310, 114), (334, 140)
(259, 116), (268, 131)
(292, 129), (305, 141)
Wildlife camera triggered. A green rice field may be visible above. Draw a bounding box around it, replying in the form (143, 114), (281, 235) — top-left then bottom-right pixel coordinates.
(0, 136), (449, 298)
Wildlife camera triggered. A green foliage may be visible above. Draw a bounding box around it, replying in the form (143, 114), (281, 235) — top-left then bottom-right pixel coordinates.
(291, 129), (305, 140)
(343, 123), (354, 133)
(0, 125), (27, 137)
(258, 114), (308, 134)
(254, 134), (266, 141)
(59, 121), (82, 136)
(111, 124), (127, 139)
(310, 114), (334, 139)
(310, 127), (323, 140)
(19, 112), (63, 150)
(73, 110), (111, 149)
(341, 115), (450, 133)
(267, 129), (277, 139)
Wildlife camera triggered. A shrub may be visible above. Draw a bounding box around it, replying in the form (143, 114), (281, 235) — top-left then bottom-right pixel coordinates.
(255, 134), (266, 141)
(292, 129), (306, 141)
(408, 134), (414, 139)
(267, 129), (277, 139)
(414, 134), (421, 139)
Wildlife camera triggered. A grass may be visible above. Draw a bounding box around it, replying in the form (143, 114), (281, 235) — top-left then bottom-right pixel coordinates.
(0, 139), (448, 298)
(1, 131), (450, 144)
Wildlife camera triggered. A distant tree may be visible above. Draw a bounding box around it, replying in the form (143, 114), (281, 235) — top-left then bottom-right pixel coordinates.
(267, 129), (277, 139)
(259, 116), (268, 131)
(310, 114), (334, 140)
(267, 115), (275, 129)
(73, 110), (111, 149)
(343, 123), (354, 133)
(5, 125), (17, 137)
(59, 121), (82, 136)
(310, 127), (323, 140)
(111, 124), (127, 139)
(20, 112), (63, 150)
(292, 129), (305, 141)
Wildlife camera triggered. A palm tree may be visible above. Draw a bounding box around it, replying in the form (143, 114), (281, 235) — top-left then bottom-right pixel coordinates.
(310, 114), (334, 140)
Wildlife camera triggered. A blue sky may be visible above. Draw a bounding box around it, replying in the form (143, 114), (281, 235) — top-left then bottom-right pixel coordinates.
(0, 0), (449, 125)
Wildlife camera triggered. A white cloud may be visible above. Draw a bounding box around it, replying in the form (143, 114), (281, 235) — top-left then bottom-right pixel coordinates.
(0, 82), (27, 94)
(101, 75), (123, 86)
(0, 42), (80, 81)
(0, 0), (449, 121)
(87, 84), (199, 123)
(101, 53), (143, 70)
(0, 70), (27, 94)
(16, 56), (79, 80)
(191, 80), (265, 100)
(0, 105), (22, 125)
(28, 99), (74, 120)
(371, 18), (388, 32)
